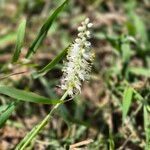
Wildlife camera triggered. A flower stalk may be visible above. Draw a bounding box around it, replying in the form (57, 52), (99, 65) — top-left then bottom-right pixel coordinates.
(15, 18), (93, 150)
(15, 90), (69, 150)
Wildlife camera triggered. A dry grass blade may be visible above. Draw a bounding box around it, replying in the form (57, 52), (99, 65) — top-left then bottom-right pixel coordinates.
(69, 139), (94, 150)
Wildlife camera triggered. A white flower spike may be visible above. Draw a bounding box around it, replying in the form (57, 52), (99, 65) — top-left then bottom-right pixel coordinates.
(61, 18), (94, 95)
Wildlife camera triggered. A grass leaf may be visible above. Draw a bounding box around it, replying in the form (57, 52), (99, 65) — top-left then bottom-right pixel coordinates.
(32, 45), (69, 78)
(121, 42), (131, 63)
(129, 67), (150, 77)
(143, 105), (150, 150)
(0, 32), (16, 46)
(122, 86), (133, 123)
(25, 0), (68, 58)
(0, 105), (9, 113)
(12, 19), (26, 62)
(0, 85), (61, 104)
(0, 101), (17, 128)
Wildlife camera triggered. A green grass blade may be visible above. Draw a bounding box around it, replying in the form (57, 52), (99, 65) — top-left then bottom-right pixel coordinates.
(0, 101), (17, 128)
(143, 105), (150, 150)
(129, 67), (150, 77)
(0, 105), (8, 113)
(0, 85), (61, 104)
(121, 42), (131, 63)
(33, 45), (69, 78)
(25, 0), (68, 58)
(109, 132), (115, 150)
(122, 86), (133, 123)
(15, 91), (68, 150)
(0, 32), (16, 46)
(12, 19), (26, 62)
(132, 13), (148, 44)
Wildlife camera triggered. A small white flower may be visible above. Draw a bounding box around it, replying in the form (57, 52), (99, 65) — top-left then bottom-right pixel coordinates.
(78, 33), (83, 37)
(61, 18), (94, 96)
(78, 26), (85, 32)
(75, 38), (81, 44)
(85, 41), (91, 47)
(85, 18), (90, 24)
(86, 31), (91, 38)
(87, 23), (93, 28)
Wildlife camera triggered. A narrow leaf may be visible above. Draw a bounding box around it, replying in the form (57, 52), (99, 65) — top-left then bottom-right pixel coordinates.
(26, 0), (68, 58)
(0, 32), (16, 46)
(0, 85), (60, 104)
(33, 45), (69, 78)
(12, 19), (26, 62)
(133, 14), (148, 43)
(0, 102), (17, 128)
(121, 42), (131, 63)
(0, 105), (8, 113)
(143, 106), (150, 150)
(122, 86), (133, 123)
(129, 67), (150, 77)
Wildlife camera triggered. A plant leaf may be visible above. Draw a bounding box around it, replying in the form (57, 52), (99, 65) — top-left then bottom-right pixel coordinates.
(0, 105), (9, 113)
(32, 45), (69, 78)
(121, 42), (131, 63)
(122, 86), (133, 123)
(0, 85), (61, 104)
(25, 0), (68, 58)
(129, 67), (150, 77)
(12, 19), (26, 62)
(0, 32), (16, 46)
(0, 102), (17, 128)
(143, 105), (150, 150)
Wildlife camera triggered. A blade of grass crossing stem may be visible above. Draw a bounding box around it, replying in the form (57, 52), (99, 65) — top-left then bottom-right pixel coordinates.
(0, 85), (61, 104)
(122, 86), (133, 123)
(143, 105), (150, 150)
(12, 19), (26, 62)
(33, 45), (69, 78)
(15, 90), (69, 150)
(25, 0), (68, 58)
(0, 101), (17, 128)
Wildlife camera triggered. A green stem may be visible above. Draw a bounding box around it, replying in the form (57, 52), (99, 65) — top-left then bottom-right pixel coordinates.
(15, 90), (68, 150)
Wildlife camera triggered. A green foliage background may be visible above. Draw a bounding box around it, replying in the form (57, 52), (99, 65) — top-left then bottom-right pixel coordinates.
(0, 0), (150, 149)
